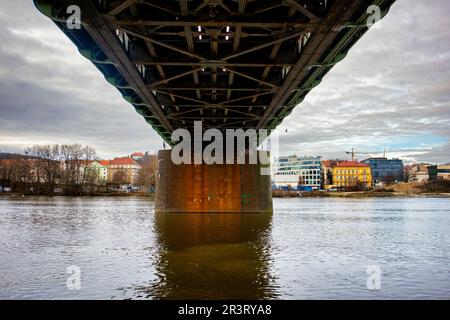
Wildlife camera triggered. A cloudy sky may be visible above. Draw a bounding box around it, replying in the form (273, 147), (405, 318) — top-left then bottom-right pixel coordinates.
(0, 0), (449, 163)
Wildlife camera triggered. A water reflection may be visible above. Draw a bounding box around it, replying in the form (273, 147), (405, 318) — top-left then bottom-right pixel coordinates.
(139, 213), (277, 299)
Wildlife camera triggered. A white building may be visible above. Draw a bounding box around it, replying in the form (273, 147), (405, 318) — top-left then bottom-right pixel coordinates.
(272, 155), (322, 190)
(88, 160), (109, 184)
(408, 163), (429, 183)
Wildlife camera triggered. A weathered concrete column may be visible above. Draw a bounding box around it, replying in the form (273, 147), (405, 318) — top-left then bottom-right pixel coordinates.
(155, 150), (273, 213)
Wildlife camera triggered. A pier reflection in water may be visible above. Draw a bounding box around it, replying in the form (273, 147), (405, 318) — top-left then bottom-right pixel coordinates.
(137, 212), (277, 299)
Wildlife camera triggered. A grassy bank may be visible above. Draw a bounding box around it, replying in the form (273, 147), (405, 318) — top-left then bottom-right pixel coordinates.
(0, 192), (156, 198)
(272, 190), (450, 198)
(273, 181), (450, 198)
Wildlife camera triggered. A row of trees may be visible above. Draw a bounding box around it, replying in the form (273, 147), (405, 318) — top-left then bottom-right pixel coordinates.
(1, 144), (97, 195)
(1, 144), (159, 195)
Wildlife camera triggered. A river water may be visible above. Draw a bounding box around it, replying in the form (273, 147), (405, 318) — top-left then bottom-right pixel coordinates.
(0, 196), (449, 299)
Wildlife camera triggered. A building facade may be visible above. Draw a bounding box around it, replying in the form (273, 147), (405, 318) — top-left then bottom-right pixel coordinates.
(428, 164), (450, 181)
(407, 163), (429, 183)
(88, 160), (109, 184)
(362, 158), (403, 184)
(332, 161), (372, 188)
(322, 160), (338, 189)
(107, 157), (141, 185)
(272, 155), (322, 190)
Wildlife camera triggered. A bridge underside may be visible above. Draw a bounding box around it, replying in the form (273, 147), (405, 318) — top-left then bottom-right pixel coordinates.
(35, 0), (396, 213)
(35, 0), (396, 140)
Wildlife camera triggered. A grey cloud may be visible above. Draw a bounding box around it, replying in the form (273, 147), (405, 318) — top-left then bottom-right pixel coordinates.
(0, 1), (162, 158)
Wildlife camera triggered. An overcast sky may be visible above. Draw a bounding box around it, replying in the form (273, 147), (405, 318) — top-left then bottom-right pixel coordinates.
(0, 0), (449, 163)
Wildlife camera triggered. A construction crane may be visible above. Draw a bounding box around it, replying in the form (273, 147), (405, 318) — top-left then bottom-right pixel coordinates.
(345, 147), (387, 161)
(345, 147), (429, 161)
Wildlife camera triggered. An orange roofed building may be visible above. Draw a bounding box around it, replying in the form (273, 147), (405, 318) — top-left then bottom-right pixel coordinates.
(131, 152), (144, 161)
(322, 160), (339, 189)
(332, 161), (372, 188)
(107, 157), (141, 185)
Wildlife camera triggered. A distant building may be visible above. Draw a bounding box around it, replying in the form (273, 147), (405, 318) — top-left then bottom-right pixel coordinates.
(88, 160), (109, 184)
(131, 152), (144, 161)
(362, 158), (403, 184)
(332, 161), (372, 188)
(428, 164), (450, 181)
(407, 163), (429, 183)
(107, 157), (141, 185)
(322, 160), (339, 189)
(272, 155), (322, 190)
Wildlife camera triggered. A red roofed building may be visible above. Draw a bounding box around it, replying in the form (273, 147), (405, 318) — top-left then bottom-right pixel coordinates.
(335, 161), (371, 168)
(131, 152), (144, 161)
(99, 160), (110, 166)
(107, 157), (141, 185)
(332, 161), (372, 187)
(322, 160), (339, 188)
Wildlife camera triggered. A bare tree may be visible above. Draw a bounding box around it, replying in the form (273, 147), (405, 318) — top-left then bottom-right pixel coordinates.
(60, 144), (97, 195)
(138, 153), (158, 189)
(10, 157), (33, 193)
(61, 144), (84, 194)
(82, 146), (99, 193)
(80, 145), (97, 186)
(0, 159), (11, 189)
(26, 145), (61, 194)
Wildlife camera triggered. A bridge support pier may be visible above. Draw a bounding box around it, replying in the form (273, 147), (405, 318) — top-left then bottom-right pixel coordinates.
(155, 150), (273, 213)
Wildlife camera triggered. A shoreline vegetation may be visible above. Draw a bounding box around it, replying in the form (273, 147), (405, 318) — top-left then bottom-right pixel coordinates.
(0, 145), (158, 198)
(273, 181), (450, 198)
(272, 190), (450, 198)
(0, 191), (155, 197)
(1, 192), (449, 199)
(2, 182), (450, 199)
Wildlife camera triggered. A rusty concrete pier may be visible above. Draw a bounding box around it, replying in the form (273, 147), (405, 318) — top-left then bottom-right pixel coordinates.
(156, 150), (272, 213)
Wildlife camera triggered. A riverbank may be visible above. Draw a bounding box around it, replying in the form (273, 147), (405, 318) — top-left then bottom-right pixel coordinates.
(2, 191), (450, 199)
(274, 181), (450, 198)
(0, 192), (156, 198)
(272, 190), (450, 198)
